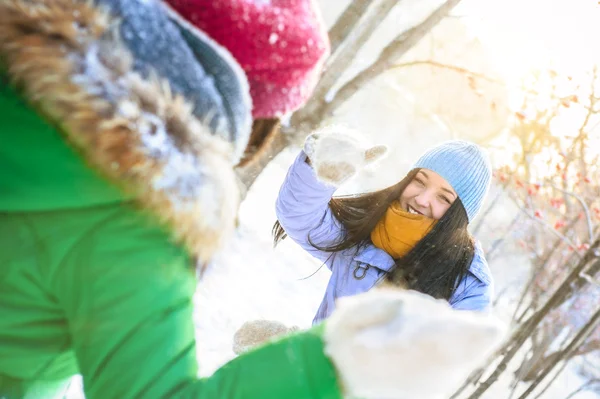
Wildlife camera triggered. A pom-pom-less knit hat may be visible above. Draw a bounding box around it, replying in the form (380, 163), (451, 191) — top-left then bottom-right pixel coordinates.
(165, 0), (330, 119)
(413, 140), (492, 222)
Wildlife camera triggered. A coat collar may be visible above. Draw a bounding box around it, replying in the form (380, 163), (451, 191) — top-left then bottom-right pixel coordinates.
(353, 245), (396, 273)
(354, 241), (491, 285)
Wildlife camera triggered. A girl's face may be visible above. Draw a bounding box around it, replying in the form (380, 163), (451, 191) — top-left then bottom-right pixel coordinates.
(399, 169), (457, 220)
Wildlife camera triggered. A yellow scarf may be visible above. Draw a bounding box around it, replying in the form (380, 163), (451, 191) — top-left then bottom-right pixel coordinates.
(370, 201), (436, 259)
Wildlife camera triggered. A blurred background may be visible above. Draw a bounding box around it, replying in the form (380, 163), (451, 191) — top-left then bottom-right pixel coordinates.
(68, 0), (600, 398)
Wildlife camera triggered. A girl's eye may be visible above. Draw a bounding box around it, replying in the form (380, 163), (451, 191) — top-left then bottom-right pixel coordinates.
(440, 195), (451, 205)
(414, 178), (425, 186)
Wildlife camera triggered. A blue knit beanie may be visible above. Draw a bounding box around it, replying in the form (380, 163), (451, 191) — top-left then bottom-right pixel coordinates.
(412, 140), (492, 222)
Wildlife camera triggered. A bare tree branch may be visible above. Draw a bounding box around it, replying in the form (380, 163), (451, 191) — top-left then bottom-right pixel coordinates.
(509, 196), (583, 258)
(472, 176), (513, 237)
(290, 0), (400, 130)
(463, 242), (600, 399)
(517, 306), (600, 399)
(245, 1), (462, 186)
(390, 59), (504, 85)
(564, 379), (600, 399)
(533, 355), (577, 399)
(327, 0), (378, 56)
(321, 0), (463, 118)
(455, 66), (600, 399)
(486, 213), (520, 261)
(535, 340), (600, 399)
(543, 181), (594, 243)
(579, 271), (600, 287)
(513, 216), (579, 324)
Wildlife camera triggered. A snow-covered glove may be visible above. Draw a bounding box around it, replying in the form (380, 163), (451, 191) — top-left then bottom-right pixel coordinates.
(303, 125), (388, 187)
(324, 288), (506, 399)
(233, 319), (299, 355)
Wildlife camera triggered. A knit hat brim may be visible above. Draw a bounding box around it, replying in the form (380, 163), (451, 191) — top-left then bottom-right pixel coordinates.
(412, 140), (492, 222)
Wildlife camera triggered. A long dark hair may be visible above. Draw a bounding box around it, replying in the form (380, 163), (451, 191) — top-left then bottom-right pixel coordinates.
(272, 169), (475, 301)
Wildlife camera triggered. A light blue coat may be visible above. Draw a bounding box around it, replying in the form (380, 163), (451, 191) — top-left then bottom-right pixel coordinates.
(276, 152), (494, 324)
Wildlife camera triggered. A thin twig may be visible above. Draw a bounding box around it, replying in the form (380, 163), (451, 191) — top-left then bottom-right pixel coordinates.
(564, 380), (600, 399)
(509, 196), (583, 259)
(390, 60), (504, 85)
(472, 177), (513, 237)
(579, 272), (600, 286)
(543, 181), (594, 243)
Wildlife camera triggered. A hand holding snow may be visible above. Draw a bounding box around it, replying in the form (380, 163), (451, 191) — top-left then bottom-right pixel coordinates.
(324, 289), (506, 399)
(303, 125), (388, 187)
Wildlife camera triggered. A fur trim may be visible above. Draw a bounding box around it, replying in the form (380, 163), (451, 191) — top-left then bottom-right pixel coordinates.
(0, 0), (240, 262)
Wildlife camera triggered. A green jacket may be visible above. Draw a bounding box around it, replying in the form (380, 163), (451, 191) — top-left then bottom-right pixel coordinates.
(0, 1), (342, 398)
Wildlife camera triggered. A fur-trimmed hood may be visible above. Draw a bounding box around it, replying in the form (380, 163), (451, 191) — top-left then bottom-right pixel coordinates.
(0, 0), (253, 262)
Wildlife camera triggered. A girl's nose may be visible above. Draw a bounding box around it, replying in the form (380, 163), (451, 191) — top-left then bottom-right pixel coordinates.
(414, 192), (431, 209)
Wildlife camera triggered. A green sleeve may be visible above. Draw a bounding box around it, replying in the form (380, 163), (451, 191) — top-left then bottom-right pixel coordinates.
(183, 324), (341, 399)
(0, 82), (128, 212)
(52, 205), (342, 399)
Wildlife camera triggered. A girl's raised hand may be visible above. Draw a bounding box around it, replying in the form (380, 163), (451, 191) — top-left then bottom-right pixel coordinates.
(303, 126), (388, 187)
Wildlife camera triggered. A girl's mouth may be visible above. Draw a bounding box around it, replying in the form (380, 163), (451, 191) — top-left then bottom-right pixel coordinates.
(407, 205), (423, 215)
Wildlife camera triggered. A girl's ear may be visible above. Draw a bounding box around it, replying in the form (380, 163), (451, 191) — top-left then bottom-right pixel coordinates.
(364, 145), (388, 164)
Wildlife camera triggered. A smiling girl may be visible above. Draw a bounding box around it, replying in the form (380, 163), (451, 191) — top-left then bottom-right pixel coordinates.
(274, 127), (494, 324)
